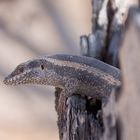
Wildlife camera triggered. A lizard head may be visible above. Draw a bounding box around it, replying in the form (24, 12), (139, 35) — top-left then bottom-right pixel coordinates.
(3, 59), (49, 86)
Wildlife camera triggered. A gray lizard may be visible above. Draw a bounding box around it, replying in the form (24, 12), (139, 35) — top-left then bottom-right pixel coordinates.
(3, 54), (121, 101)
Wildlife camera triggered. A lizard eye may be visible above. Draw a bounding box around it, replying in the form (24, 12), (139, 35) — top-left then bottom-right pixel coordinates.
(41, 65), (44, 70)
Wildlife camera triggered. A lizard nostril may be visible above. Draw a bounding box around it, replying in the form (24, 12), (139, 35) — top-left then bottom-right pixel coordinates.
(3, 78), (7, 84)
(19, 67), (24, 73)
(15, 65), (24, 74)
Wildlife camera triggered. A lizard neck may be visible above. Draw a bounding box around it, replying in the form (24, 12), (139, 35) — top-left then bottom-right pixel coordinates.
(44, 70), (65, 89)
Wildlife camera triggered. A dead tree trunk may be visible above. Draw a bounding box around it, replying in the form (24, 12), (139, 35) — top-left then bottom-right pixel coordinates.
(116, 8), (140, 140)
(55, 0), (139, 140)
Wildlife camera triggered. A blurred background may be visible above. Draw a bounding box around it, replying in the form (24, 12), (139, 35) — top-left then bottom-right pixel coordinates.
(0, 0), (91, 139)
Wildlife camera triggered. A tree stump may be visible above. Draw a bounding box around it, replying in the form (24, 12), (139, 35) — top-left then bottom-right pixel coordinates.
(55, 0), (139, 140)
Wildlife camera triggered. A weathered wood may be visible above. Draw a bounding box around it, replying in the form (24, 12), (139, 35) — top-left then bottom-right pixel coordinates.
(55, 1), (140, 140)
(100, 92), (117, 140)
(117, 8), (140, 140)
(56, 1), (109, 139)
(80, 0), (109, 60)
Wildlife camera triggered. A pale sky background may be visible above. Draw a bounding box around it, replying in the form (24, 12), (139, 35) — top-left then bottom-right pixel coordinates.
(0, 0), (91, 139)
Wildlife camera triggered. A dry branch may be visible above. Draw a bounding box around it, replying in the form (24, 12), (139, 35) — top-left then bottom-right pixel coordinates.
(55, 1), (140, 140)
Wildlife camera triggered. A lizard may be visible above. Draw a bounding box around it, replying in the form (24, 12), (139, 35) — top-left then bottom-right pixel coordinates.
(3, 54), (121, 111)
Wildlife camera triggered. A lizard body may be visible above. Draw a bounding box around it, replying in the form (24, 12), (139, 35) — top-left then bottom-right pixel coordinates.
(3, 54), (121, 99)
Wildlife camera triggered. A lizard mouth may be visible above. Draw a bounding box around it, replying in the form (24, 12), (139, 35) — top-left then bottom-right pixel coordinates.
(3, 71), (45, 86)
(3, 72), (30, 86)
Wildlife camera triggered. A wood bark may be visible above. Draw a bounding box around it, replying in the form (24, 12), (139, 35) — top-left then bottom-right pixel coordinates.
(55, 0), (140, 140)
(116, 8), (140, 140)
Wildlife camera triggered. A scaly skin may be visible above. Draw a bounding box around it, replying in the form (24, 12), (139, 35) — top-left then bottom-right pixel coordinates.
(3, 54), (121, 99)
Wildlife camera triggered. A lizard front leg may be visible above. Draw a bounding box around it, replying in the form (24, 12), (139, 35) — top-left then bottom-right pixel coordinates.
(58, 78), (79, 115)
